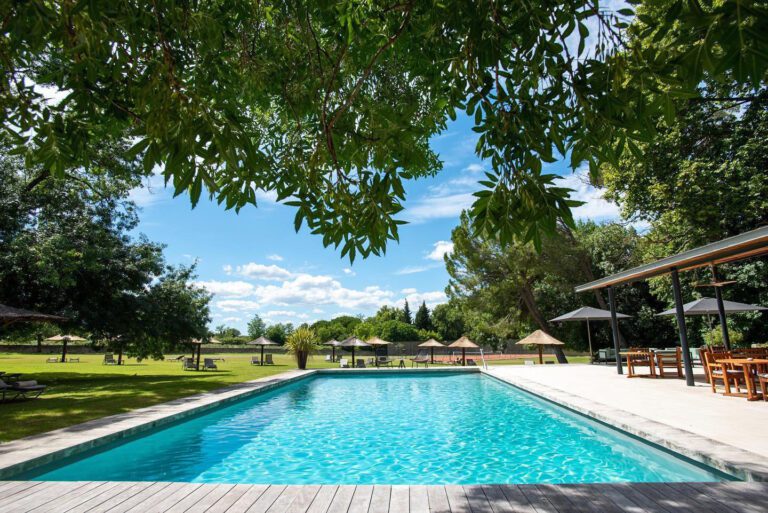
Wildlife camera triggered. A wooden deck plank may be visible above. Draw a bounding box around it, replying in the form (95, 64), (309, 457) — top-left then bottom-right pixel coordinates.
(38, 481), (124, 513)
(0, 481), (43, 501)
(246, 484), (287, 513)
(464, 485), (492, 513)
(368, 485), (390, 513)
(2, 481), (91, 512)
(23, 481), (107, 513)
(389, 485), (408, 513)
(347, 484), (373, 513)
(224, 484), (270, 513)
(479, 485), (524, 513)
(184, 484), (236, 513)
(584, 483), (648, 513)
(601, 483), (674, 513)
(200, 484), (253, 513)
(536, 484), (592, 513)
(633, 482), (698, 513)
(94, 481), (171, 513)
(164, 483), (217, 513)
(562, 484), (627, 513)
(661, 483), (729, 513)
(686, 482), (768, 513)
(426, 485), (451, 513)
(110, 481), (181, 513)
(266, 485), (302, 513)
(511, 485), (558, 513)
(325, 485), (355, 513)
(129, 482), (199, 513)
(445, 485), (471, 513)
(304, 485), (338, 513)
(85, 482), (157, 513)
(284, 485), (320, 513)
(408, 485), (429, 513)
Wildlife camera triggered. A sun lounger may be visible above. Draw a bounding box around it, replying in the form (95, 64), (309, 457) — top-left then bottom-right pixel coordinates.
(325, 354), (332, 362)
(339, 358), (349, 368)
(265, 354), (274, 365)
(183, 358), (197, 371)
(376, 356), (393, 367)
(203, 358), (218, 371)
(250, 356), (261, 365)
(103, 353), (117, 365)
(0, 379), (46, 401)
(356, 359), (366, 368)
(46, 357), (59, 363)
(410, 357), (429, 368)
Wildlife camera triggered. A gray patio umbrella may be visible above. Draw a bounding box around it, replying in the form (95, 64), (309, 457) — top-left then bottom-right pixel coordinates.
(247, 336), (277, 366)
(418, 338), (445, 364)
(324, 339), (341, 362)
(656, 297), (767, 350)
(550, 306), (631, 358)
(340, 336), (369, 365)
(656, 297), (767, 317)
(46, 334), (87, 363)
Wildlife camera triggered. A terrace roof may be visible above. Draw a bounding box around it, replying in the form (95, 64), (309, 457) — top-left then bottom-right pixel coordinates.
(575, 226), (768, 292)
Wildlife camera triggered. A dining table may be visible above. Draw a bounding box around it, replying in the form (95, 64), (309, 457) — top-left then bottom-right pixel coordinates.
(718, 358), (768, 401)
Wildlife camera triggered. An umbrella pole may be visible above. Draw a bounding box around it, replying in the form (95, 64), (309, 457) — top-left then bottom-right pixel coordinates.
(332, 347), (335, 362)
(352, 347), (355, 366)
(196, 344), (201, 371)
(61, 337), (68, 363)
(586, 320), (593, 363)
(539, 345), (543, 365)
(462, 348), (466, 366)
(261, 345), (265, 366)
(431, 347), (434, 364)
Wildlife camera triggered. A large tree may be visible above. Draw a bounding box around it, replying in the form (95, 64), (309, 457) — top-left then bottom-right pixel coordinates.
(3, 1), (766, 258)
(0, 137), (211, 358)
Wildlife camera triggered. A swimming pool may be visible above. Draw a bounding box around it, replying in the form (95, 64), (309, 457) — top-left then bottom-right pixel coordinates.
(22, 373), (727, 484)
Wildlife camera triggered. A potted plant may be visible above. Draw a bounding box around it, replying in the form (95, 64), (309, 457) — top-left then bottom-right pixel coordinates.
(284, 327), (321, 369)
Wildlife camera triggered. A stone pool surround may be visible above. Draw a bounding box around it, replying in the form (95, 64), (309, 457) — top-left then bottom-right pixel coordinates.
(1, 366), (763, 483)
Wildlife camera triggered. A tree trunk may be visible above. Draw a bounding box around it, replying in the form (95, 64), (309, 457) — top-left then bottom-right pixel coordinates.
(36, 333), (42, 353)
(118, 345), (124, 365)
(520, 280), (568, 363)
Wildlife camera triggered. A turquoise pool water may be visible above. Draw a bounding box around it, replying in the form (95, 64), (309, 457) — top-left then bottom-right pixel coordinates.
(24, 373), (725, 484)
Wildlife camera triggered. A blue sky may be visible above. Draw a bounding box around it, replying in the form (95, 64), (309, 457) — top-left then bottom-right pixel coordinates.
(130, 114), (623, 333)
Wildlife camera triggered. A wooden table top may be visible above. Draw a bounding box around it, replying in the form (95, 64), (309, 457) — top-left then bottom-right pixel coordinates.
(718, 358), (768, 365)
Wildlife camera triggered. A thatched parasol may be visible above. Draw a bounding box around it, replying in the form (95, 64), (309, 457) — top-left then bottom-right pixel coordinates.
(515, 330), (565, 364)
(447, 336), (478, 366)
(324, 339), (341, 362)
(247, 336), (278, 366)
(418, 338), (445, 364)
(46, 334), (87, 363)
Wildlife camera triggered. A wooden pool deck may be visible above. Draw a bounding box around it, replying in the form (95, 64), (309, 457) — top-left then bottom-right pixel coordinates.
(1, 480), (766, 512)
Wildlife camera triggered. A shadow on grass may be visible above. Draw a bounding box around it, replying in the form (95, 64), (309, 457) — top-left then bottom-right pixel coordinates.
(0, 369), (290, 441)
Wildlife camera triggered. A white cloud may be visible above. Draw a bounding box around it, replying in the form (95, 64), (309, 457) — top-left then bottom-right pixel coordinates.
(554, 169), (621, 221)
(404, 190), (475, 223)
(401, 288), (418, 295)
(395, 265), (432, 275)
(129, 171), (169, 208)
(265, 310), (308, 319)
(216, 300), (261, 312)
(426, 241), (454, 261)
(234, 263), (294, 281)
(464, 163), (485, 173)
(342, 268), (356, 276)
(195, 280), (255, 298)
(312, 308), (325, 314)
(401, 290), (447, 309)
(266, 254), (284, 262)
(220, 316), (242, 323)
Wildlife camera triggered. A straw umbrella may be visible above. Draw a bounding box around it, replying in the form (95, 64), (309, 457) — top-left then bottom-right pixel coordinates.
(324, 339), (341, 362)
(550, 307), (631, 359)
(340, 336), (369, 365)
(418, 338), (445, 364)
(515, 330), (565, 364)
(46, 334), (87, 363)
(448, 336), (478, 366)
(247, 336), (277, 366)
(366, 336), (391, 361)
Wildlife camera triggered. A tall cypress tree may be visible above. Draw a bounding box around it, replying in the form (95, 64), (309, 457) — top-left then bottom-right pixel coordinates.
(414, 301), (432, 330)
(401, 300), (412, 324)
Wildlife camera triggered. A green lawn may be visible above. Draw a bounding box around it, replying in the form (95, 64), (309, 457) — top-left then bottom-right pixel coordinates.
(0, 351), (589, 442)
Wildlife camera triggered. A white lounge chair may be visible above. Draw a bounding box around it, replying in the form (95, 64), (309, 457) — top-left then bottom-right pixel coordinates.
(339, 358), (349, 368)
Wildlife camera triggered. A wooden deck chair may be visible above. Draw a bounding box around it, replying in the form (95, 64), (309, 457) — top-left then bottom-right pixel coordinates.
(265, 354), (274, 365)
(703, 351), (745, 394)
(655, 347), (683, 378)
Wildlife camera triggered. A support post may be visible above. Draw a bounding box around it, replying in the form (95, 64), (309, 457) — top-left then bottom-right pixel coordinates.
(711, 266), (731, 351)
(607, 286), (623, 374)
(196, 344), (201, 371)
(261, 345), (265, 366)
(671, 268), (695, 386)
(586, 319), (593, 363)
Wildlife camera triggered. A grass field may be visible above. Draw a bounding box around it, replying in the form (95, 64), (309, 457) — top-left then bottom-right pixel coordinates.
(0, 351), (589, 442)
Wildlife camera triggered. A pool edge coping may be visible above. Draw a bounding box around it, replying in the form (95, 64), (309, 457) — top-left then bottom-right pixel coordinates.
(0, 367), (479, 479)
(481, 368), (768, 482)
